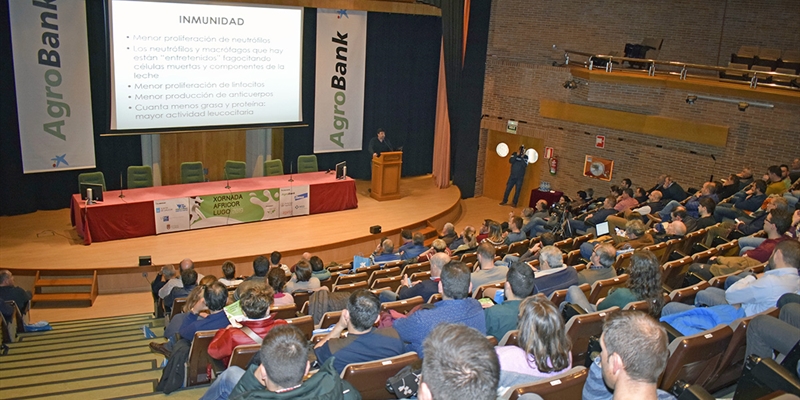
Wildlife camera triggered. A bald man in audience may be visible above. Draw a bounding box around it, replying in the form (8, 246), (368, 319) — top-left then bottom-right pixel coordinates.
(158, 258), (203, 299)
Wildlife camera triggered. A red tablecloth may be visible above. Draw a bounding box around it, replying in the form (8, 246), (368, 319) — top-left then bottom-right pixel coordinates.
(70, 172), (358, 244)
(528, 189), (564, 208)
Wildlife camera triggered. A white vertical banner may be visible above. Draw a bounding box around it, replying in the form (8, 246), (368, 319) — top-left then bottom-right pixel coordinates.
(154, 198), (191, 234)
(313, 9), (367, 153)
(9, 0), (96, 174)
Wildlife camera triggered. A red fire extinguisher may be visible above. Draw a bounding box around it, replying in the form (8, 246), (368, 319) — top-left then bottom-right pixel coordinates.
(549, 156), (558, 175)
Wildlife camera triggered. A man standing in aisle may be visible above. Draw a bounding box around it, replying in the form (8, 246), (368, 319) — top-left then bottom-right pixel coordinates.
(500, 145), (528, 208)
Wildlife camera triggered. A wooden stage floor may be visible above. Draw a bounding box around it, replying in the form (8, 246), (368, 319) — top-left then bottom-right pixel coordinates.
(1, 176), (516, 295)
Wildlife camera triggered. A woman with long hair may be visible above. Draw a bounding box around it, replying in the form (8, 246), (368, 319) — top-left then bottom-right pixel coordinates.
(495, 296), (572, 394)
(482, 221), (505, 246)
(284, 260), (321, 292)
(452, 226), (478, 256)
(565, 249), (664, 316)
(267, 267), (294, 306)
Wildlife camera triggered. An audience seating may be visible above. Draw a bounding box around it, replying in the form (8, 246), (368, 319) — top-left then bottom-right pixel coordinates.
(715, 239), (739, 257)
(127, 165), (153, 189)
(370, 276), (403, 292)
(571, 233), (594, 251)
(503, 366), (589, 400)
(587, 274), (629, 305)
(659, 324), (734, 390)
(355, 265), (380, 275)
(263, 159), (284, 176)
(78, 171), (106, 192)
(169, 297), (187, 319)
(680, 229), (708, 255)
(622, 294), (670, 316)
(319, 277), (335, 292)
(368, 267), (401, 286)
(643, 241), (669, 262)
(180, 162), (204, 184)
(660, 239), (684, 264)
(669, 281), (710, 305)
(299, 301), (309, 316)
(335, 272), (369, 286)
(474, 281), (506, 299)
(291, 291), (311, 310)
(554, 238), (573, 251)
(494, 244), (510, 256)
(507, 239), (529, 256)
(228, 344), (260, 370)
(690, 248), (718, 264)
(185, 329), (219, 387)
(381, 296), (424, 315)
(612, 252), (633, 274)
(661, 256), (694, 293)
(316, 310), (342, 329)
(340, 352), (420, 400)
(224, 160), (247, 180)
(269, 303), (297, 319)
(285, 315), (314, 340)
(297, 155), (318, 173)
(498, 329), (519, 347)
(565, 249), (583, 266)
(487, 335), (499, 347)
(549, 283), (590, 308)
(459, 252), (478, 265)
(573, 263), (586, 272)
(332, 281), (369, 293)
(733, 355), (800, 399)
(428, 293), (442, 304)
(400, 262), (429, 277)
(565, 307), (620, 367)
(410, 270), (431, 281)
(708, 271), (742, 289)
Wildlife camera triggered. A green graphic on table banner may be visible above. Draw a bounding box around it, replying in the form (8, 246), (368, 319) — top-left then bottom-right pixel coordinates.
(189, 188), (281, 228)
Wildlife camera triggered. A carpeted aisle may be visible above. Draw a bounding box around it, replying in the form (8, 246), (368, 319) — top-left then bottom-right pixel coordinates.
(0, 313), (208, 399)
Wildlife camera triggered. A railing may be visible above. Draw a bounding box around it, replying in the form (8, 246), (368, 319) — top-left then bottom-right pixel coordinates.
(563, 49), (800, 91)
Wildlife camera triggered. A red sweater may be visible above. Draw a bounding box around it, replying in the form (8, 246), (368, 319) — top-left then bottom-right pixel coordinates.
(745, 237), (787, 263)
(207, 315), (287, 366)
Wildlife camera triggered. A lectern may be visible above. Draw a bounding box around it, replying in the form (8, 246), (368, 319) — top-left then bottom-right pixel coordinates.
(371, 151), (402, 201)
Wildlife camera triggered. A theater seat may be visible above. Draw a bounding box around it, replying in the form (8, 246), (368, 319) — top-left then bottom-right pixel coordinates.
(498, 329), (519, 347)
(285, 315), (313, 340)
(186, 329), (220, 387)
(381, 296), (424, 315)
(474, 281), (506, 299)
(659, 324), (733, 390)
(668, 281), (710, 305)
(565, 307), (620, 367)
(269, 303), (297, 319)
(661, 256), (693, 293)
(341, 352), (420, 400)
(228, 343), (260, 369)
(587, 274), (629, 305)
(549, 283), (590, 309)
(316, 310), (342, 330)
(502, 366), (589, 400)
(332, 281), (369, 294)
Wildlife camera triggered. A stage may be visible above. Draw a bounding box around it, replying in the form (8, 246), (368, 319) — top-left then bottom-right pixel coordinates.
(1, 176), (464, 294)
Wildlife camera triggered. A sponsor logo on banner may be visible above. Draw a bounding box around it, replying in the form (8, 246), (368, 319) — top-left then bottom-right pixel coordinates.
(154, 198), (191, 233)
(8, 0), (96, 173)
(313, 9), (367, 153)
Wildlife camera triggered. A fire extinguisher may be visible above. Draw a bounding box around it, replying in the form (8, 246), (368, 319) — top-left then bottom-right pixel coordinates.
(549, 156), (558, 175)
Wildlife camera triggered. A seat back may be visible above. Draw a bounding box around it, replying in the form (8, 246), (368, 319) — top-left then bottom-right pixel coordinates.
(549, 283), (590, 308)
(127, 166), (153, 189)
(661, 256), (693, 292)
(554, 238), (573, 251)
(228, 344), (260, 369)
(708, 271), (742, 289)
(269, 303), (297, 319)
(669, 281), (710, 305)
(499, 329), (520, 347)
(368, 267), (401, 286)
(78, 171), (106, 192)
(297, 155), (318, 173)
(507, 239), (530, 256)
(263, 159), (284, 176)
(459, 252), (478, 265)
(622, 294), (671, 316)
(335, 272), (368, 286)
(180, 162), (204, 184)
(660, 238), (683, 264)
(681, 229), (708, 255)
(341, 352), (420, 400)
(332, 281), (369, 293)
(291, 291), (312, 310)
(691, 248), (718, 264)
(474, 281), (506, 299)
(355, 264), (380, 275)
(186, 329), (219, 386)
(381, 296), (424, 315)
(224, 160), (247, 180)
(565, 249), (583, 266)
(410, 270), (431, 281)
(587, 274), (629, 304)
(285, 315), (314, 340)
(317, 310), (343, 329)
(643, 241), (669, 262)
(370, 275), (403, 292)
(170, 297), (188, 317)
(659, 324), (734, 390)
(428, 293), (442, 304)
(507, 366), (589, 400)
(571, 233), (594, 251)
(565, 307), (620, 367)
(715, 239), (740, 257)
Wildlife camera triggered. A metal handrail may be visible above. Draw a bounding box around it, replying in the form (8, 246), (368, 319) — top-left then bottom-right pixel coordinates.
(563, 49), (799, 90)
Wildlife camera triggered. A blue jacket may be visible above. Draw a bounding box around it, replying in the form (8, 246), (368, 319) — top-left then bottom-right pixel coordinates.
(660, 305), (745, 336)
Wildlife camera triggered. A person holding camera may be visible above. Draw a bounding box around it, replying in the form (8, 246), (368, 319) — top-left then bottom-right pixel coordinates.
(500, 145), (529, 208)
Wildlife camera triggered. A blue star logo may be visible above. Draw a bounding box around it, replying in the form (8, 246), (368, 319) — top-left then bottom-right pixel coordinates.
(337, 9), (348, 18)
(51, 154), (69, 167)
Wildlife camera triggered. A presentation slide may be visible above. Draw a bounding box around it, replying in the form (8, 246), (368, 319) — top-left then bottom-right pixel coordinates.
(108, 0), (303, 131)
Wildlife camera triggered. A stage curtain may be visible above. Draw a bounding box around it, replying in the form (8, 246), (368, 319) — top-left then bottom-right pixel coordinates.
(432, 39), (451, 189)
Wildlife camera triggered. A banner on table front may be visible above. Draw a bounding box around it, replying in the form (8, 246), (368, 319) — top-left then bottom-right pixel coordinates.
(153, 186), (311, 233)
(313, 9), (367, 153)
(8, 0), (96, 173)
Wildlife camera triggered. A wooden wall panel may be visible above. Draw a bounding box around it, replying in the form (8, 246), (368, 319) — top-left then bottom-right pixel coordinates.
(483, 130), (543, 208)
(159, 130), (247, 185)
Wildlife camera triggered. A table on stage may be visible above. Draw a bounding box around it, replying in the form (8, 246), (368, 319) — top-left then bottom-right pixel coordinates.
(71, 172), (358, 245)
(528, 189), (564, 208)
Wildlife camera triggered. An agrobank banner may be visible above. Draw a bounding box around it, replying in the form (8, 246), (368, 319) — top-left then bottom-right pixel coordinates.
(313, 9), (367, 153)
(9, 0), (96, 173)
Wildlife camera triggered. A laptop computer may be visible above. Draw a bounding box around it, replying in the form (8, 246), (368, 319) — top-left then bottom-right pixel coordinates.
(595, 221), (610, 236)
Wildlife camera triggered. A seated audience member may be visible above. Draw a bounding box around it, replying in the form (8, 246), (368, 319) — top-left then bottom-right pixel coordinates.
(568, 197), (618, 236)
(150, 281), (231, 357)
(747, 301), (800, 368)
(246, 256), (271, 282)
(791, 158), (800, 182)
(308, 255), (331, 282)
(218, 261), (244, 287)
(737, 167), (755, 189)
(660, 175), (687, 202)
(522, 201), (557, 237)
(766, 165), (788, 196)
(164, 269), (198, 314)
(396, 229), (414, 252)
(495, 296), (572, 395)
(715, 179), (768, 222)
(158, 258), (203, 299)
(418, 238), (452, 262)
(208, 285), (287, 366)
(669, 206), (697, 233)
(577, 243), (617, 286)
(163, 284), (206, 341)
(505, 217), (527, 245)
(268, 251), (289, 274)
(314, 290), (404, 374)
(503, 232), (557, 265)
(372, 238), (401, 263)
(662, 240), (800, 318)
(481, 221), (506, 246)
(151, 264), (177, 301)
(418, 323), (500, 400)
(393, 261), (486, 357)
(267, 268), (294, 306)
(0, 298), (12, 320)
(400, 233), (428, 261)
(633, 186), (647, 204)
(659, 181), (718, 221)
(695, 197), (717, 230)
(451, 226), (478, 256)
(0, 270), (32, 314)
(630, 190), (665, 216)
(381, 253), (448, 303)
(534, 246), (578, 297)
(583, 312), (671, 400)
(688, 208), (792, 280)
(485, 262), (535, 340)
(438, 222), (458, 247)
(579, 220), (653, 260)
(615, 188), (639, 212)
(646, 174), (667, 196)
(735, 196), (789, 237)
(717, 174), (741, 201)
(284, 260), (321, 293)
(472, 242), (509, 295)
(567, 250), (664, 317)
(652, 220), (687, 244)
(201, 325), (359, 400)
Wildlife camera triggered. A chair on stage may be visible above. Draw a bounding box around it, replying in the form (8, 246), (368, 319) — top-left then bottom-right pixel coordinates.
(180, 162), (204, 184)
(297, 155), (318, 173)
(127, 166), (153, 189)
(263, 159), (284, 176)
(224, 160), (247, 180)
(78, 172), (106, 192)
